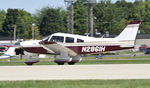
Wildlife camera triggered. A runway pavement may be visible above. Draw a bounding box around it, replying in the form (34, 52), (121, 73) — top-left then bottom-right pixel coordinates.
(0, 64), (150, 81)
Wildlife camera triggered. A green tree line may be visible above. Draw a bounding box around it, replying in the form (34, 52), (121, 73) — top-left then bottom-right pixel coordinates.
(0, 0), (150, 39)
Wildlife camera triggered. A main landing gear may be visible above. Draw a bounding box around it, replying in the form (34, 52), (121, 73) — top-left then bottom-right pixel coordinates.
(54, 52), (72, 65)
(54, 54), (81, 65)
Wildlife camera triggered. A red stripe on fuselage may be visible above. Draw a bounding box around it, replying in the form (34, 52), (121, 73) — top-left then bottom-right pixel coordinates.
(66, 45), (133, 54)
(22, 45), (133, 55)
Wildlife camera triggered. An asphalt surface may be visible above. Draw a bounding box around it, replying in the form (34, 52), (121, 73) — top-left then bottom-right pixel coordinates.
(0, 64), (150, 81)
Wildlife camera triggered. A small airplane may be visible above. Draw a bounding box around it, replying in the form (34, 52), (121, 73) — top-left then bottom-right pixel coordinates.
(20, 20), (141, 65)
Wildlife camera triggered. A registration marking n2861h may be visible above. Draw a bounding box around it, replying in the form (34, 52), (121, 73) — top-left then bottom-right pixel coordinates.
(82, 46), (106, 53)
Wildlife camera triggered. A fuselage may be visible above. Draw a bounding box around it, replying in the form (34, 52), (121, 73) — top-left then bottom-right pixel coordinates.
(20, 33), (134, 55)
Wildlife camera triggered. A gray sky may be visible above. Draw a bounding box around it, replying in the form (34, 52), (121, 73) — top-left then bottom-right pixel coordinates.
(0, 0), (135, 13)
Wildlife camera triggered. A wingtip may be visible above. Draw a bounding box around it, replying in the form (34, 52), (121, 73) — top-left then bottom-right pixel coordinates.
(129, 20), (141, 25)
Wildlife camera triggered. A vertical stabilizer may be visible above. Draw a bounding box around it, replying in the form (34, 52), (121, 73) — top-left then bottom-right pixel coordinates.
(115, 21), (140, 44)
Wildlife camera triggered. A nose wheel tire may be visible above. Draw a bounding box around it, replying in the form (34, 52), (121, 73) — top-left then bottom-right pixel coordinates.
(57, 62), (65, 65)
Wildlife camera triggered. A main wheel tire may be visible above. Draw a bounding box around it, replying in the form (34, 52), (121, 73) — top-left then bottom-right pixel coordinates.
(68, 62), (75, 65)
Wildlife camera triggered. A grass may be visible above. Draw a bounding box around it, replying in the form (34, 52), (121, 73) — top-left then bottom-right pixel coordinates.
(0, 59), (57, 66)
(0, 80), (150, 88)
(83, 55), (150, 60)
(77, 59), (150, 64)
(0, 55), (150, 66)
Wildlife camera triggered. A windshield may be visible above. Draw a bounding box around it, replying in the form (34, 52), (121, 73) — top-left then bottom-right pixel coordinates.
(50, 36), (64, 43)
(42, 35), (51, 41)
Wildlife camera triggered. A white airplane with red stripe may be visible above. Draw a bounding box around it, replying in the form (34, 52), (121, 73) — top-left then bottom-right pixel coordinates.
(20, 21), (141, 65)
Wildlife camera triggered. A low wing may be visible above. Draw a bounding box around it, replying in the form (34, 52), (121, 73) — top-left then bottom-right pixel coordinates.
(40, 41), (77, 56)
(0, 47), (16, 59)
(40, 41), (81, 64)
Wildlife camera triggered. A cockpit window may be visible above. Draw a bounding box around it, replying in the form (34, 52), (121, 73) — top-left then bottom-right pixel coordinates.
(50, 36), (64, 42)
(42, 35), (51, 41)
(66, 37), (74, 43)
(77, 39), (84, 43)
